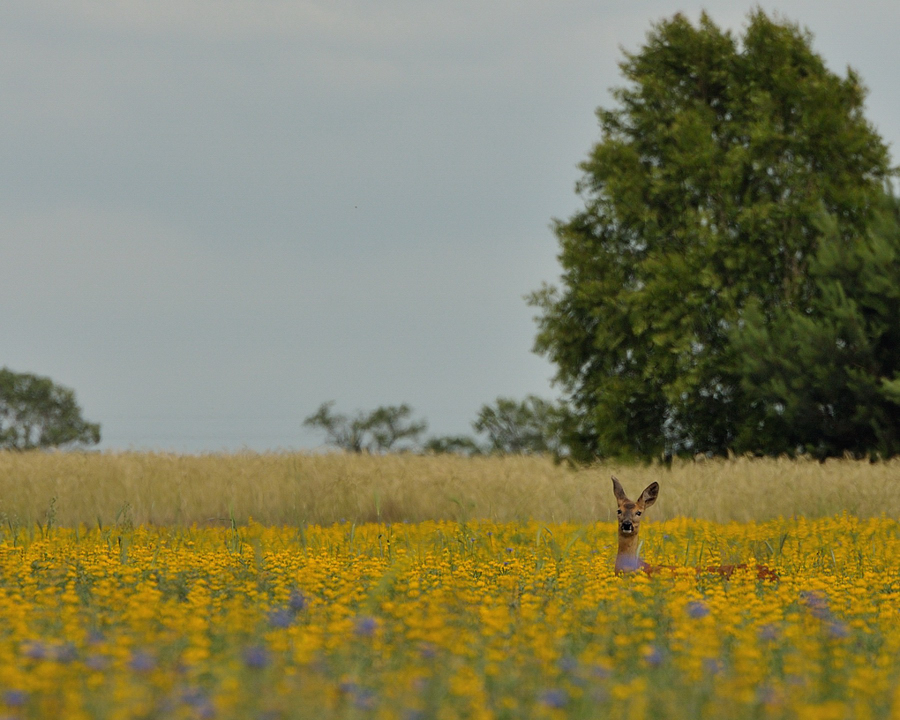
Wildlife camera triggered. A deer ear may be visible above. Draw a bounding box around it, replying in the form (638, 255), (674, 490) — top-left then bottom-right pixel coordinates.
(612, 476), (628, 503)
(637, 481), (659, 508)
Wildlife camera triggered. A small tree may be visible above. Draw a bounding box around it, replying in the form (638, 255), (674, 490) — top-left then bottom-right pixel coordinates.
(0, 368), (101, 451)
(303, 402), (427, 453)
(365, 405), (428, 453)
(302, 402), (367, 453)
(423, 435), (483, 457)
(473, 396), (567, 456)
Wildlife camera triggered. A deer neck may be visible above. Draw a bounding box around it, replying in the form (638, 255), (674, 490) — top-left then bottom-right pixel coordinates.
(615, 532), (643, 573)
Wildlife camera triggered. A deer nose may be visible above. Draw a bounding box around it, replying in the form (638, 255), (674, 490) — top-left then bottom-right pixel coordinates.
(621, 520), (633, 532)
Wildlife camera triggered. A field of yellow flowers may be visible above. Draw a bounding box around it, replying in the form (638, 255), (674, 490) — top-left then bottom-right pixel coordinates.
(1, 515), (899, 720)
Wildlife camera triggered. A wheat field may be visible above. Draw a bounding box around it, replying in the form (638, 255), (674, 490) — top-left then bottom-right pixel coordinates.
(0, 451), (896, 527)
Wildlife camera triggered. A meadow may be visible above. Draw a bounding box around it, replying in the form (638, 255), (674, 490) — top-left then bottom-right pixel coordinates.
(0, 452), (899, 719)
(1, 451), (898, 526)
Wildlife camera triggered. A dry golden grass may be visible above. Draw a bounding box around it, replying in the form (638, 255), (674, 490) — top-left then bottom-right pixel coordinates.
(0, 451), (897, 527)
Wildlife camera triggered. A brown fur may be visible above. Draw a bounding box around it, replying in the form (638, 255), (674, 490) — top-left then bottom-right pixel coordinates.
(611, 477), (777, 581)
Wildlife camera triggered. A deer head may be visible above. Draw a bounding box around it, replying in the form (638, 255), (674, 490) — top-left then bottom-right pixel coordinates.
(612, 477), (659, 573)
(612, 476), (658, 536)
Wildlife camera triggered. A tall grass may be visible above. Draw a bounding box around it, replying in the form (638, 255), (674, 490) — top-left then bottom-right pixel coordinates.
(1, 451), (897, 527)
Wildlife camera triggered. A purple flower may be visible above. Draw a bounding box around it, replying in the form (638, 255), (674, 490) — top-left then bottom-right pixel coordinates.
(243, 645), (269, 669)
(540, 689), (568, 709)
(129, 651), (156, 672)
(642, 646), (663, 667)
(686, 601), (710, 619)
(85, 654), (109, 671)
(352, 688), (376, 710)
(339, 681), (376, 709)
(268, 609), (294, 629)
(4, 690), (27, 707)
(758, 624), (779, 641)
(828, 621), (849, 639)
(617, 555), (642, 572)
(182, 688), (215, 719)
(800, 591), (831, 619)
(21, 642), (48, 660)
(288, 589), (308, 613)
(354, 616), (377, 637)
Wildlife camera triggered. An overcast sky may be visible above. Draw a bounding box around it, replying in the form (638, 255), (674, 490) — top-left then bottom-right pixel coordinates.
(2, 1), (898, 452)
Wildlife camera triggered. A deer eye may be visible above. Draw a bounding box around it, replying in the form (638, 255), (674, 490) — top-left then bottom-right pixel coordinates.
(617, 509), (622, 515)
(636, 511), (642, 516)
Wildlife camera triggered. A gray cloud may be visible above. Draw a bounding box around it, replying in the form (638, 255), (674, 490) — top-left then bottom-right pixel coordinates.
(2, 1), (897, 451)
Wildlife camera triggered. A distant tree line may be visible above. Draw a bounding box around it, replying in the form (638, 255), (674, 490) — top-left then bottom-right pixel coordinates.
(303, 396), (568, 458)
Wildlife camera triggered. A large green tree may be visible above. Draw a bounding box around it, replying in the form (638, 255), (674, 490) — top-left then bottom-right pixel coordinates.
(530, 10), (892, 460)
(0, 368), (101, 451)
(733, 194), (900, 458)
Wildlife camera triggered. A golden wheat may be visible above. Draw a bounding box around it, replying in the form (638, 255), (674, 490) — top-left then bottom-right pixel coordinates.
(0, 451), (897, 527)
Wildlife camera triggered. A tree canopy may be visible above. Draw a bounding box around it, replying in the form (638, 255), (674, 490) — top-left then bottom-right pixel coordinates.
(733, 193), (900, 458)
(530, 10), (894, 460)
(304, 398), (566, 457)
(303, 402), (427, 453)
(0, 368), (101, 451)
(472, 396), (567, 456)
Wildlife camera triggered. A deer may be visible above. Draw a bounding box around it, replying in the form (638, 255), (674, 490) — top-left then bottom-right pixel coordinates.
(612, 477), (778, 581)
